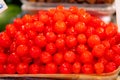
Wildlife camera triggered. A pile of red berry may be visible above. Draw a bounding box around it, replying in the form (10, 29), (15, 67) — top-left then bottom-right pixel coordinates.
(0, 6), (120, 74)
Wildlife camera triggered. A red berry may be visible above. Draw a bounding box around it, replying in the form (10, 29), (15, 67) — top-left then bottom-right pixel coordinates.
(69, 6), (78, 14)
(76, 44), (88, 54)
(98, 57), (108, 65)
(75, 22), (87, 33)
(72, 62), (81, 74)
(94, 62), (104, 74)
(80, 51), (93, 64)
(87, 35), (101, 48)
(105, 23), (118, 37)
(16, 44), (28, 57)
(64, 51), (76, 63)
(113, 54), (120, 66)
(46, 32), (57, 42)
(7, 52), (20, 65)
(33, 21), (44, 32)
(35, 34), (47, 48)
(53, 52), (64, 65)
(15, 32), (28, 45)
(105, 62), (117, 73)
(66, 26), (77, 36)
(38, 13), (49, 23)
(0, 53), (7, 64)
(6, 24), (17, 38)
(16, 63), (28, 74)
(6, 64), (16, 74)
(0, 64), (5, 74)
(22, 14), (32, 23)
(54, 21), (66, 34)
(92, 44), (105, 58)
(53, 12), (65, 21)
(96, 27), (105, 40)
(0, 32), (11, 48)
(40, 51), (52, 64)
(77, 34), (87, 44)
(105, 49), (115, 61)
(29, 64), (40, 74)
(85, 26), (96, 37)
(29, 46), (41, 59)
(112, 44), (120, 55)
(65, 35), (77, 48)
(82, 64), (94, 74)
(59, 62), (72, 74)
(45, 62), (57, 74)
(46, 43), (56, 54)
(67, 14), (79, 26)
(55, 38), (65, 49)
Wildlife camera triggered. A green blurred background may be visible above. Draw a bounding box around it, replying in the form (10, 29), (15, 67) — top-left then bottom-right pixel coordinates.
(0, 0), (22, 31)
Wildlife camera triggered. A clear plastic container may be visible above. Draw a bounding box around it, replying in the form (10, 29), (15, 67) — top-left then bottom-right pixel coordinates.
(0, 67), (119, 80)
(20, 0), (115, 23)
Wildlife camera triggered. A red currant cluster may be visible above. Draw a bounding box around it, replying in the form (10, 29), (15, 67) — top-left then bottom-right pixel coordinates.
(0, 6), (120, 74)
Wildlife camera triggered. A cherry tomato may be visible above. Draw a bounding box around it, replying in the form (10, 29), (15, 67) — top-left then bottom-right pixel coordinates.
(53, 12), (65, 21)
(40, 51), (52, 64)
(45, 32), (57, 42)
(29, 64), (40, 74)
(69, 6), (78, 14)
(59, 62), (72, 74)
(92, 44), (105, 58)
(82, 64), (94, 74)
(105, 23), (118, 38)
(15, 32), (28, 45)
(55, 38), (65, 49)
(6, 24), (17, 38)
(66, 26), (77, 36)
(16, 63), (28, 74)
(113, 54), (120, 67)
(34, 34), (47, 48)
(77, 34), (87, 44)
(76, 44), (88, 54)
(16, 44), (28, 57)
(54, 21), (66, 34)
(94, 62), (104, 74)
(7, 52), (20, 65)
(105, 62), (117, 73)
(96, 27), (105, 40)
(65, 35), (77, 48)
(75, 22), (86, 33)
(64, 51), (76, 63)
(46, 43), (56, 54)
(33, 21), (44, 32)
(6, 64), (16, 74)
(85, 26), (96, 38)
(87, 35), (101, 48)
(0, 53), (7, 64)
(67, 14), (79, 26)
(22, 14), (33, 23)
(29, 46), (41, 59)
(72, 62), (81, 74)
(53, 52), (64, 65)
(0, 32), (11, 48)
(38, 13), (49, 23)
(45, 62), (57, 74)
(105, 49), (115, 61)
(80, 51), (93, 64)
(0, 64), (5, 74)
(112, 44), (120, 55)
